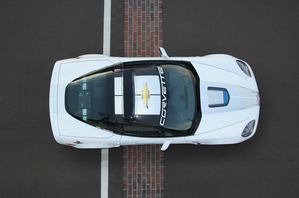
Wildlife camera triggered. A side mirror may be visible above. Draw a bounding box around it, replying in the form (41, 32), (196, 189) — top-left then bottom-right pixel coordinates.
(159, 47), (169, 59)
(161, 140), (172, 151)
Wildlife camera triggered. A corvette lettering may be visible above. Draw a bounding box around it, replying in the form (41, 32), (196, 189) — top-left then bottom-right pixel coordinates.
(157, 67), (167, 126)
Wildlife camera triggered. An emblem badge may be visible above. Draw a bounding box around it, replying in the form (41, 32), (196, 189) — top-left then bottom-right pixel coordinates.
(73, 141), (83, 144)
(142, 82), (150, 108)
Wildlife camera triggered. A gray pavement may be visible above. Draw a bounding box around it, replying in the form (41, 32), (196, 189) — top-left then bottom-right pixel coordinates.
(163, 0), (299, 197)
(0, 1), (107, 197)
(1, 0), (299, 198)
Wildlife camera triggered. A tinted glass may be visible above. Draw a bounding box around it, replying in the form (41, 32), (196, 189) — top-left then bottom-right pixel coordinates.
(120, 61), (200, 137)
(65, 67), (115, 131)
(123, 123), (173, 137)
(64, 61), (200, 137)
(159, 64), (198, 133)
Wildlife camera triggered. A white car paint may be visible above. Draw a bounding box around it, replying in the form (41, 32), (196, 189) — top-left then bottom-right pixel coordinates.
(49, 48), (260, 150)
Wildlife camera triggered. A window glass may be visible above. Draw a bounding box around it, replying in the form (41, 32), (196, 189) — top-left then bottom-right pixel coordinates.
(160, 64), (198, 133)
(64, 61), (201, 137)
(123, 124), (173, 137)
(65, 67), (115, 131)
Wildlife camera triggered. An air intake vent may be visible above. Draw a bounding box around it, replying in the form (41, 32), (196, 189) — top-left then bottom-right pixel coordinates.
(208, 87), (230, 107)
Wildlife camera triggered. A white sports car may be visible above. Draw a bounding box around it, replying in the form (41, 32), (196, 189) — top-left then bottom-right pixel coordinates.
(49, 48), (260, 150)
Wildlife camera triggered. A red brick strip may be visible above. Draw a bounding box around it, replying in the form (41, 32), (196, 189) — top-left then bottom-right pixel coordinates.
(123, 145), (164, 198)
(123, 1), (164, 197)
(124, 0), (163, 57)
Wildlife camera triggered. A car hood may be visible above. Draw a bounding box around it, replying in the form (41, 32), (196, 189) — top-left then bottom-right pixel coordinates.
(191, 62), (259, 135)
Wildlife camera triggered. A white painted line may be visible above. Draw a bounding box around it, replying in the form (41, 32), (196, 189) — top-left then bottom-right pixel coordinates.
(103, 0), (111, 56)
(101, 148), (109, 198)
(102, 1), (111, 197)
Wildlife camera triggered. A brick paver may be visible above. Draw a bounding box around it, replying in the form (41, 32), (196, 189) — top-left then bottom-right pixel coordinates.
(123, 1), (164, 197)
(124, 0), (163, 57)
(123, 145), (164, 198)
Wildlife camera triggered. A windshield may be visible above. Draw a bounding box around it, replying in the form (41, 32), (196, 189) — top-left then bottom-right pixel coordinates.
(158, 64), (198, 132)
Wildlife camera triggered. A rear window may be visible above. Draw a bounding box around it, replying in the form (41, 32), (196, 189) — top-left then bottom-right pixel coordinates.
(65, 67), (115, 131)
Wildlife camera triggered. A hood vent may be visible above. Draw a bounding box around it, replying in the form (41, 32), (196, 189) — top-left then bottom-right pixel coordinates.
(208, 87), (230, 108)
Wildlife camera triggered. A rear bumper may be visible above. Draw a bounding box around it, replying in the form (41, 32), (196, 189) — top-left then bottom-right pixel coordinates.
(49, 61), (61, 144)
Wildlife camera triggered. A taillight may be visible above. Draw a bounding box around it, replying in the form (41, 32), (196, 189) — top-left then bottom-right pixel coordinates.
(66, 143), (76, 146)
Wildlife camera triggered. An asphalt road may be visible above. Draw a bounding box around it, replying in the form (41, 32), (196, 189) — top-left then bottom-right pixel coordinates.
(1, 0), (299, 198)
(163, 0), (299, 197)
(0, 1), (121, 198)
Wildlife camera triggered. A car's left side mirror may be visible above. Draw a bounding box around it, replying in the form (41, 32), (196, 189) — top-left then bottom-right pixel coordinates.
(159, 47), (169, 59)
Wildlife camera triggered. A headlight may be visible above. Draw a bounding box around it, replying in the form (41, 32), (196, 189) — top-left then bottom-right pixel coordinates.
(237, 60), (251, 77)
(241, 120), (255, 137)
